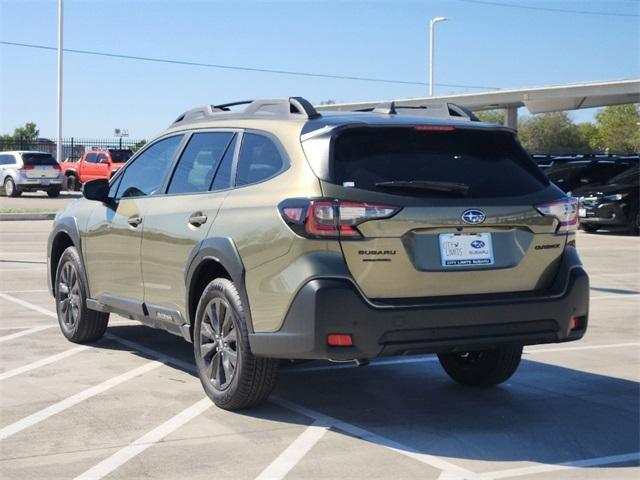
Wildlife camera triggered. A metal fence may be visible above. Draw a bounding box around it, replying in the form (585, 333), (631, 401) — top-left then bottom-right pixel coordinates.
(0, 137), (145, 162)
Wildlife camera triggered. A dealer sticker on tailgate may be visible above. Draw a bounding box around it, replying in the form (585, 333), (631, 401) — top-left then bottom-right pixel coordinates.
(439, 233), (494, 267)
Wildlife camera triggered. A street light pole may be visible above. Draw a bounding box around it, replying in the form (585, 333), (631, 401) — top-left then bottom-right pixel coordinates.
(56, 0), (64, 162)
(429, 16), (447, 97)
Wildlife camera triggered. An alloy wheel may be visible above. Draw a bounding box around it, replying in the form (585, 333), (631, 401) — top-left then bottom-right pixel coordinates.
(57, 261), (81, 329)
(5, 179), (14, 196)
(199, 297), (238, 390)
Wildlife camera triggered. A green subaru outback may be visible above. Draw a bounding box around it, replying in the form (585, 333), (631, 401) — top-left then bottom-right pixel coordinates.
(48, 97), (589, 409)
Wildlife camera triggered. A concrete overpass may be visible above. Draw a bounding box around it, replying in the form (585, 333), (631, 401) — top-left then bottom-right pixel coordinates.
(315, 79), (640, 128)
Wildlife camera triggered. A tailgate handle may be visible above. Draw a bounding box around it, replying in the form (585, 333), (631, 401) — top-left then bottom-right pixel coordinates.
(189, 212), (208, 227)
(127, 215), (143, 227)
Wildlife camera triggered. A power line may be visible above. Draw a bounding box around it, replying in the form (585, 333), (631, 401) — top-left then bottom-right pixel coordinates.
(455, 0), (639, 17)
(0, 41), (500, 90)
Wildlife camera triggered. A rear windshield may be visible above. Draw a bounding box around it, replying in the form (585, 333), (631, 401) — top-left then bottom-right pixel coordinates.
(108, 149), (133, 163)
(331, 127), (548, 197)
(21, 153), (57, 166)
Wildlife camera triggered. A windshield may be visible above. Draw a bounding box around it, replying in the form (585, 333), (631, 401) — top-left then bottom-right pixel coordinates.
(331, 127), (548, 198)
(22, 153), (57, 166)
(108, 149), (133, 163)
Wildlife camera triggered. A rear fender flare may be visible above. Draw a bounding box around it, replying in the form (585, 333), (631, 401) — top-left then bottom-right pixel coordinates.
(185, 238), (253, 332)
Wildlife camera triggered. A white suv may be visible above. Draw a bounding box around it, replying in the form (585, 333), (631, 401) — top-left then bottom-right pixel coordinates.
(0, 151), (63, 197)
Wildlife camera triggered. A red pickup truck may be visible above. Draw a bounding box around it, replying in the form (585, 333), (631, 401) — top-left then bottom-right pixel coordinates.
(61, 149), (133, 191)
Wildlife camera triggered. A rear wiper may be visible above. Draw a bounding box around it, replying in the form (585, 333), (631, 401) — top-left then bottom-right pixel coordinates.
(374, 180), (470, 196)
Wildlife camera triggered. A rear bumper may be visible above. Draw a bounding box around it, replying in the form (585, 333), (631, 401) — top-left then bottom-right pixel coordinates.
(249, 248), (589, 360)
(16, 177), (62, 190)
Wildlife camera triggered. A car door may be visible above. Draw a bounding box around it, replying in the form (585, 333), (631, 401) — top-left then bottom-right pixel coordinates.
(94, 153), (111, 180)
(83, 153), (99, 181)
(138, 130), (238, 322)
(82, 135), (184, 312)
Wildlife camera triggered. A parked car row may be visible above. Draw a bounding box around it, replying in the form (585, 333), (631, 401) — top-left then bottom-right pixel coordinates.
(533, 154), (639, 234)
(0, 149), (134, 197)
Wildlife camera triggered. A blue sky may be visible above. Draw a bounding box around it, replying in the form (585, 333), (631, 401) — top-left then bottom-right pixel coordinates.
(1, 0), (638, 139)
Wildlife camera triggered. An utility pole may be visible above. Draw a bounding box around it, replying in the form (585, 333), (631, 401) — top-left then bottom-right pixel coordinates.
(429, 17), (447, 97)
(56, 0), (64, 162)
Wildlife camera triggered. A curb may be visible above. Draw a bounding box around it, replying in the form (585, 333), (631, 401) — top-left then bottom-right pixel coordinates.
(0, 213), (56, 221)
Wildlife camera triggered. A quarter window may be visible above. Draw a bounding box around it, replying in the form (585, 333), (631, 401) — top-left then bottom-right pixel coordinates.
(167, 132), (234, 194)
(211, 136), (237, 191)
(235, 133), (284, 187)
(0, 154), (16, 165)
(115, 135), (183, 199)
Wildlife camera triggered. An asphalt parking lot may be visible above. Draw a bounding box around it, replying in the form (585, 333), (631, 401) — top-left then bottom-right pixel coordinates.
(0, 220), (638, 480)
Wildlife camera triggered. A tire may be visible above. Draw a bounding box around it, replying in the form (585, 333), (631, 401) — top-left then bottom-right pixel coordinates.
(438, 345), (523, 387)
(580, 223), (599, 233)
(55, 246), (109, 343)
(65, 175), (78, 192)
(47, 188), (61, 198)
(4, 177), (20, 197)
(193, 278), (278, 410)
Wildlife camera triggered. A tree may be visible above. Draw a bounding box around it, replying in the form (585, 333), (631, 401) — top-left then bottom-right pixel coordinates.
(577, 123), (598, 152)
(592, 104), (640, 154)
(475, 110), (504, 125)
(1, 122), (40, 149)
(517, 112), (589, 154)
(132, 139), (147, 152)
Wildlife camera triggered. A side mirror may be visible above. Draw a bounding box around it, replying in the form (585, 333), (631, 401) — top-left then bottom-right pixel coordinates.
(83, 178), (112, 204)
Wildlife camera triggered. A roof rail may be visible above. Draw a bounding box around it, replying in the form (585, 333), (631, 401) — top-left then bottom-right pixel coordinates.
(170, 97), (320, 127)
(356, 102), (480, 122)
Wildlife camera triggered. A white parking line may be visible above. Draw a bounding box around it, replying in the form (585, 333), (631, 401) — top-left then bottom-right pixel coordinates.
(0, 292), (58, 318)
(73, 397), (213, 480)
(255, 420), (330, 480)
(271, 397), (477, 478)
(479, 451), (640, 479)
(0, 289), (49, 294)
(591, 294), (640, 300)
(0, 345), (91, 381)
(0, 325), (54, 343)
(0, 360), (163, 440)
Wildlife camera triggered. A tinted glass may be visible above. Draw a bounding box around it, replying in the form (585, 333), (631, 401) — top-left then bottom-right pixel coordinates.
(86, 153), (98, 164)
(211, 136), (236, 191)
(96, 153), (108, 164)
(22, 153), (57, 166)
(332, 128), (547, 197)
(235, 133), (284, 187)
(167, 132), (234, 194)
(108, 150), (133, 163)
(607, 166), (639, 186)
(0, 155), (16, 165)
(116, 135), (182, 198)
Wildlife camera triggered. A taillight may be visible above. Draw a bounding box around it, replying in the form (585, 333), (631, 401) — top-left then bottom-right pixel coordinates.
(52, 164), (61, 170)
(279, 199), (401, 240)
(20, 165), (35, 171)
(535, 197), (578, 233)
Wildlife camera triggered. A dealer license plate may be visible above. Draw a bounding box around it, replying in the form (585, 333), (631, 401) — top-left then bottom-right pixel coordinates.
(439, 233), (494, 267)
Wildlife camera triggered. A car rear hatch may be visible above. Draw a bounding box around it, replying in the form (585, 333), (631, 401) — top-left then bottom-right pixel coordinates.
(21, 153), (60, 179)
(302, 124), (572, 299)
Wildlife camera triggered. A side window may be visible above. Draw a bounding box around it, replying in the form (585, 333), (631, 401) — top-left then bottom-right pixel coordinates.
(115, 135), (183, 199)
(0, 155), (15, 165)
(96, 153), (108, 164)
(211, 136), (237, 191)
(167, 132), (234, 195)
(86, 153), (98, 163)
(235, 133), (284, 187)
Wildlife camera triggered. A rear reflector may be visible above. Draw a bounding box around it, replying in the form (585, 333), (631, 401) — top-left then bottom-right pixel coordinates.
(570, 317), (585, 331)
(327, 334), (353, 347)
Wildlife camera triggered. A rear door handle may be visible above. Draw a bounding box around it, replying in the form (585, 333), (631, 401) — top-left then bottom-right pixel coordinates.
(189, 212), (208, 227)
(128, 215), (143, 227)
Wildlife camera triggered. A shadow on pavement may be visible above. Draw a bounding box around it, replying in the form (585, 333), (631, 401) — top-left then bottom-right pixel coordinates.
(100, 324), (640, 472)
